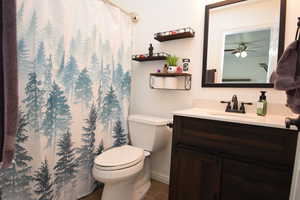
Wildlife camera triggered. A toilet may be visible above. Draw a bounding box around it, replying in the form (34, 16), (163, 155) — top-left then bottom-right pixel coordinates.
(92, 114), (171, 200)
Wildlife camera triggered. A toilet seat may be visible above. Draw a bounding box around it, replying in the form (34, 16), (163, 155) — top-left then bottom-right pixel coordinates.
(94, 145), (145, 171)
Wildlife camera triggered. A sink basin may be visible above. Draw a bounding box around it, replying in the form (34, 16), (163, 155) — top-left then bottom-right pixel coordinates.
(207, 111), (258, 120)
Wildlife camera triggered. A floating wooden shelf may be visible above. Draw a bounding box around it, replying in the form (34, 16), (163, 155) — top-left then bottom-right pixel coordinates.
(132, 52), (169, 62)
(132, 56), (166, 62)
(154, 27), (195, 42)
(150, 73), (192, 77)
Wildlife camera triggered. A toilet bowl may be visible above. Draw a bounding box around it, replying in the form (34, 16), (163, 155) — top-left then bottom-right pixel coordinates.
(93, 145), (145, 200)
(93, 115), (172, 200)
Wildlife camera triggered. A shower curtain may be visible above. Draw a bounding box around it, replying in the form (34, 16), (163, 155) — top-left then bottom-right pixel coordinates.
(0, 0), (132, 199)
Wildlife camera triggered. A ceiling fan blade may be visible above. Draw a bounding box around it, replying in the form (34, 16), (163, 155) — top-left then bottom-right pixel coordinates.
(248, 47), (263, 50)
(226, 42), (243, 45)
(248, 46), (267, 50)
(225, 49), (236, 51)
(227, 40), (266, 46)
(244, 40), (266, 44)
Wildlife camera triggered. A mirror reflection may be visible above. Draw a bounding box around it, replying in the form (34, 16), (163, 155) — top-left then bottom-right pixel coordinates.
(222, 29), (271, 83)
(204, 0), (283, 86)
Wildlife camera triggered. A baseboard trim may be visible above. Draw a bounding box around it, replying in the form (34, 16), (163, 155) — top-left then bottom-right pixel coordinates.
(151, 171), (169, 185)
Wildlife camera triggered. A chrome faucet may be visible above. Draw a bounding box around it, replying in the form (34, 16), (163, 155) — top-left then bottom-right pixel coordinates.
(221, 95), (253, 114)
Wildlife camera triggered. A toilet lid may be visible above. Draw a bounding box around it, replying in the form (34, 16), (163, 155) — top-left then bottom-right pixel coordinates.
(129, 115), (172, 126)
(94, 145), (144, 170)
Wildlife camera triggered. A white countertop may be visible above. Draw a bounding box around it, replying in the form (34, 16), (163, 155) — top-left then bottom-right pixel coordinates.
(172, 108), (298, 130)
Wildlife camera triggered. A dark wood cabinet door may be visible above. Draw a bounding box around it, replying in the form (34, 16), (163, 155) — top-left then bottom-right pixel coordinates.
(170, 148), (221, 200)
(221, 159), (292, 200)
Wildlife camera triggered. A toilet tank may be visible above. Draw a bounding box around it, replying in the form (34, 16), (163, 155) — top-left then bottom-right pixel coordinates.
(128, 115), (172, 152)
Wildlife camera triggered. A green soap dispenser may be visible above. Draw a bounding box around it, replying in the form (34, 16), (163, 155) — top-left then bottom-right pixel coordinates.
(256, 91), (267, 116)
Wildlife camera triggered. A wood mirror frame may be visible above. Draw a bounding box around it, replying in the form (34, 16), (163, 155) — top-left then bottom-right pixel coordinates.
(202, 0), (286, 88)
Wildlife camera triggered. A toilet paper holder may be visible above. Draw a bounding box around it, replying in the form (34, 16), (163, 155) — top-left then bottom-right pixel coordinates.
(149, 73), (192, 90)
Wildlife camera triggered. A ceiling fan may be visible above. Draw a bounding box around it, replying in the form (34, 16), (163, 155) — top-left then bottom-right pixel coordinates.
(224, 42), (262, 58)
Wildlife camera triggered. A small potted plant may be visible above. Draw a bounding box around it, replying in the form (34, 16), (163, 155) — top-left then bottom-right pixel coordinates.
(166, 55), (179, 73)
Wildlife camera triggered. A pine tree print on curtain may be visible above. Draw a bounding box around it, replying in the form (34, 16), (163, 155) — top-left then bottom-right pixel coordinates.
(36, 41), (47, 76)
(17, 2), (25, 38)
(77, 104), (97, 184)
(43, 55), (53, 93)
(100, 86), (122, 147)
(18, 39), (32, 75)
(23, 72), (45, 132)
(43, 22), (55, 52)
(96, 140), (104, 155)
(56, 51), (65, 83)
(0, 110), (33, 200)
(62, 56), (79, 99)
(56, 37), (65, 70)
(54, 129), (78, 199)
(26, 10), (37, 68)
(100, 86), (121, 130)
(74, 68), (93, 108)
(42, 82), (72, 146)
(33, 159), (54, 200)
(112, 120), (127, 147)
(113, 64), (124, 96)
(122, 71), (131, 99)
(89, 53), (100, 82)
(99, 64), (112, 95)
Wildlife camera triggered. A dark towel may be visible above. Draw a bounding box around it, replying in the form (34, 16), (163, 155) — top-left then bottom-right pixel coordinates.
(1, 0), (18, 168)
(270, 40), (300, 114)
(270, 41), (300, 90)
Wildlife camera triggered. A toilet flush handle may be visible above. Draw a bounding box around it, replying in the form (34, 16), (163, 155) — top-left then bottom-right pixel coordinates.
(166, 123), (173, 132)
(166, 123), (173, 128)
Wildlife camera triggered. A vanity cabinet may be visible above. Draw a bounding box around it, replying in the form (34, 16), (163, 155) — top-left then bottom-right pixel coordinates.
(169, 116), (298, 200)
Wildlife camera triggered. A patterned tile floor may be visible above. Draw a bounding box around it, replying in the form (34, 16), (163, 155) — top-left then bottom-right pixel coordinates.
(81, 180), (168, 200)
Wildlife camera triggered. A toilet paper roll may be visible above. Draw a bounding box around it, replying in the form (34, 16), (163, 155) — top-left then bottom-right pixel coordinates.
(177, 77), (186, 89)
(151, 77), (165, 89)
(164, 77), (178, 89)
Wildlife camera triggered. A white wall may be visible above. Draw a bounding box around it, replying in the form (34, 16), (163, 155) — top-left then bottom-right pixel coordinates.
(115, 0), (300, 184)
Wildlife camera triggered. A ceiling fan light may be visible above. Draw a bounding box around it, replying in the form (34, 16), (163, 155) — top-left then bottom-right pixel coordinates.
(241, 51), (248, 58)
(235, 52), (241, 58)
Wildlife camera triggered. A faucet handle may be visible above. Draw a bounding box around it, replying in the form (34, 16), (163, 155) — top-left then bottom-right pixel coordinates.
(240, 102), (253, 113)
(221, 101), (230, 104)
(221, 101), (231, 111)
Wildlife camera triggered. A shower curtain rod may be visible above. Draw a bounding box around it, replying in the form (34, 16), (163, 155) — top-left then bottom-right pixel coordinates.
(101, 0), (139, 23)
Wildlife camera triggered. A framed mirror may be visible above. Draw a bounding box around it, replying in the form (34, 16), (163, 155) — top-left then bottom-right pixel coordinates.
(202, 0), (286, 88)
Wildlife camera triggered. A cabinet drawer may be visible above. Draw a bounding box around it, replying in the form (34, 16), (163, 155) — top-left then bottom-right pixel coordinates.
(173, 116), (298, 166)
